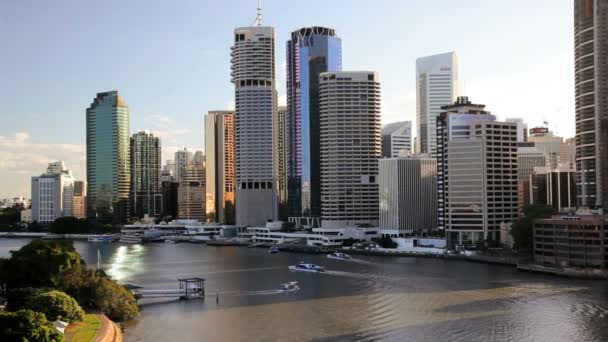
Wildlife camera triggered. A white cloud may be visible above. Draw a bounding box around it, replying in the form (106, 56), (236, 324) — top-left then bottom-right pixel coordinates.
(0, 132), (85, 197)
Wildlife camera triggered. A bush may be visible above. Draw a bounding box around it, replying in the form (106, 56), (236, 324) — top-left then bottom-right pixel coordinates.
(5, 287), (53, 312)
(0, 309), (63, 342)
(378, 236), (398, 249)
(49, 217), (89, 234)
(26, 290), (84, 322)
(510, 205), (557, 252)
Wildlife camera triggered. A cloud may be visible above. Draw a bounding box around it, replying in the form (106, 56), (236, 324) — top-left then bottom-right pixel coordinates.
(139, 113), (192, 144)
(0, 132), (85, 197)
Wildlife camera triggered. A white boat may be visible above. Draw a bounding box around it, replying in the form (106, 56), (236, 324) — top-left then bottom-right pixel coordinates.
(269, 246), (279, 254)
(164, 239), (177, 244)
(288, 263), (326, 273)
(119, 234), (144, 243)
(327, 252), (352, 261)
(88, 235), (115, 243)
(279, 281), (299, 291)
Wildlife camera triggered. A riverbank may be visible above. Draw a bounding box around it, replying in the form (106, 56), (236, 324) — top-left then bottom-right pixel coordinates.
(64, 314), (122, 342)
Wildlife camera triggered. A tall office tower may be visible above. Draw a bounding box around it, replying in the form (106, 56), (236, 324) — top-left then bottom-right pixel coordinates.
(561, 137), (576, 170)
(193, 150), (205, 165)
(506, 118), (528, 142)
(277, 106), (288, 220)
(416, 52), (459, 156)
(161, 180), (179, 220)
(130, 131), (162, 218)
(518, 145), (547, 181)
(86, 91), (131, 222)
(526, 166), (577, 211)
(174, 148), (193, 184)
(379, 156), (437, 234)
(286, 26), (342, 218)
(528, 127), (564, 169)
(231, 21), (278, 226)
(178, 161), (205, 221)
(73, 181), (86, 219)
(575, 0), (608, 209)
(205, 110), (236, 224)
(436, 97), (518, 247)
(319, 71), (381, 228)
(381, 121), (412, 158)
(31, 161), (75, 224)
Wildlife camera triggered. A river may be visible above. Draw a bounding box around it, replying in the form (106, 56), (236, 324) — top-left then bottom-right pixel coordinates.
(1, 238), (608, 341)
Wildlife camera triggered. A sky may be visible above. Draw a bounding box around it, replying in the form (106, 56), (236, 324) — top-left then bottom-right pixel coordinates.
(0, 0), (574, 198)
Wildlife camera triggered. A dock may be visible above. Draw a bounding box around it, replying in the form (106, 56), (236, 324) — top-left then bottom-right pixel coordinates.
(127, 277), (206, 300)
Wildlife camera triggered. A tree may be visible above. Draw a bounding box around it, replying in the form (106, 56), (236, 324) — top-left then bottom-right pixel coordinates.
(49, 217), (89, 234)
(26, 290), (84, 322)
(510, 205), (557, 252)
(377, 236), (398, 249)
(5, 287), (52, 312)
(0, 240), (83, 288)
(0, 310), (64, 342)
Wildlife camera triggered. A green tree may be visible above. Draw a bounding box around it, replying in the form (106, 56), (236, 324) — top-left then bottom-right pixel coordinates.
(26, 290), (84, 322)
(0, 309), (63, 342)
(510, 205), (557, 252)
(0, 240), (84, 288)
(5, 287), (52, 312)
(377, 236), (398, 249)
(49, 217), (89, 234)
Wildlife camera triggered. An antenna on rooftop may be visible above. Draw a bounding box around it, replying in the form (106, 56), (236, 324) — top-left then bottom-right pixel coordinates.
(252, 0), (262, 26)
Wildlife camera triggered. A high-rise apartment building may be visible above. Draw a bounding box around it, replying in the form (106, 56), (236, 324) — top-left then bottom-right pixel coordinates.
(174, 148), (193, 184)
(436, 97), (518, 247)
(277, 106), (288, 220)
(31, 161), (75, 224)
(319, 71), (381, 228)
(231, 23), (278, 226)
(416, 52), (459, 156)
(381, 121), (412, 158)
(73, 181), (86, 219)
(574, 0), (608, 209)
(178, 161), (205, 221)
(86, 91), (130, 222)
(205, 110), (236, 224)
(379, 157), (437, 234)
(130, 131), (162, 218)
(286, 26), (342, 218)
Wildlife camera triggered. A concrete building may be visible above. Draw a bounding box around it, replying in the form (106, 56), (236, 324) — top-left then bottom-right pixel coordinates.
(161, 180), (179, 220)
(517, 144), (547, 181)
(231, 24), (278, 226)
(73, 181), (86, 219)
(31, 161), (75, 224)
(205, 110), (236, 224)
(574, 0), (608, 209)
(561, 137), (576, 171)
(436, 97), (518, 247)
(178, 161), (205, 221)
(381, 121), (412, 158)
(20, 209), (32, 223)
(416, 52), (459, 156)
(528, 127), (564, 169)
(86, 91), (131, 222)
(286, 26), (342, 219)
(174, 148), (193, 184)
(319, 71), (381, 228)
(525, 166), (577, 211)
(534, 214), (608, 268)
(130, 131), (162, 218)
(506, 118), (528, 142)
(379, 157), (437, 234)
(277, 106), (288, 220)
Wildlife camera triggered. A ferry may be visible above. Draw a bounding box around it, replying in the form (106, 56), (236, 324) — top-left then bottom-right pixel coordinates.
(269, 246), (280, 254)
(119, 234), (144, 244)
(327, 252), (352, 261)
(279, 281), (299, 291)
(288, 263), (326, 273)
(88, 234), (116, 243)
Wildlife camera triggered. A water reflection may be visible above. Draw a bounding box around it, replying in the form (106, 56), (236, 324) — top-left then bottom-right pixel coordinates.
(105, 244), (146, 282)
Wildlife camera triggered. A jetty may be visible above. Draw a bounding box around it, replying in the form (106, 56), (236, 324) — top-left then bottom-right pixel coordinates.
(127, 278), (206, 300)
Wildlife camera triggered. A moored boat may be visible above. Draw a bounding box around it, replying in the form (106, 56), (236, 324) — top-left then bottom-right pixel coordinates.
(88, 234), (115, 243)
(288, 263), (326, 273)
(269, 246), (280, 254)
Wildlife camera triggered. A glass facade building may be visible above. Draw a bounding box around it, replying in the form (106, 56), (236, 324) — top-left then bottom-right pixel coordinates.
(130, 131), (162, 219)
(86, 91), (131, 222)
(286, 27), (342, 219)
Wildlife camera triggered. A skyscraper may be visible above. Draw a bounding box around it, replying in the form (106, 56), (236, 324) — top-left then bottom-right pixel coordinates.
(286, 26), (342, 218)
(73, 181), (86, 219)
(436, 97), (518, 247)
(319, 71), (381, 228)
(178, 160), (205, 221)
(574, 0), (608, 209)
(381, 121), (412, 158)
(416, 52), (459, 156)
(205, 110), (236, 224)
(86, 91), (130, 222)
(174, 148), (193, 184)
(231, 20), (278, 226)
(31, 161), (75, 224)
(277, 106), (288, 220)
(130, 131), (162, 218)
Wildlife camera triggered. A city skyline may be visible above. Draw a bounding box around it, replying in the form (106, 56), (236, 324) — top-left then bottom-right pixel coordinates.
(1, 0), (574, 197)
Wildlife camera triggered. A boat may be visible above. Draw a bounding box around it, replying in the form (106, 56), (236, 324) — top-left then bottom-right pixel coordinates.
(119, 234), (144, 243)
(88, 234), (115, 243)
(288, 263), (326, 273)
(279, 281), (299, 291)
(269, 246), (280, 254)
(164, 239), (177, 244)
(327, 252), (352, 260)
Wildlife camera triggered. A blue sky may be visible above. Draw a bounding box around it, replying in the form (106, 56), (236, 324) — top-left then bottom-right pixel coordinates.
(0, 0), (573, 197)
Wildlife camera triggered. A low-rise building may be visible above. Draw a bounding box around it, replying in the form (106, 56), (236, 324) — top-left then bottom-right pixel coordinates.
(534, 214), (608, 268)
(246, 223), (380, 247)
